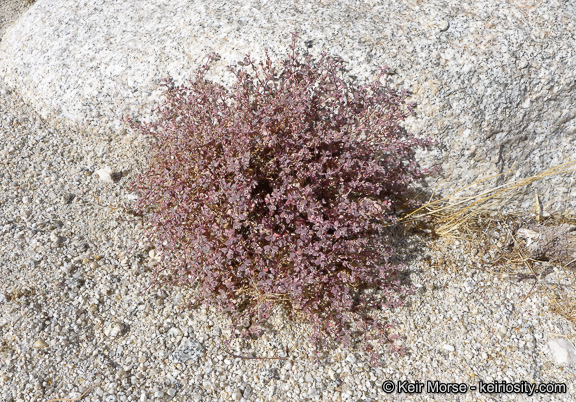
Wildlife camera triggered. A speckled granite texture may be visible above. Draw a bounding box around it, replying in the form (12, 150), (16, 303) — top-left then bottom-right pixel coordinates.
(1, 0), (575, 212)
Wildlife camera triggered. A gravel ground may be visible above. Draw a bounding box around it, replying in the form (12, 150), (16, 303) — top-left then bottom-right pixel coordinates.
(1, 2), (576, 401)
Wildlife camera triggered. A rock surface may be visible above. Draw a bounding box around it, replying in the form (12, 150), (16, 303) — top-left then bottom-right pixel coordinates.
(1, 0), (575, 213)
(547, 338), (576, 365)
(0, 0), (29, 38)
(517, 225), (576, 268)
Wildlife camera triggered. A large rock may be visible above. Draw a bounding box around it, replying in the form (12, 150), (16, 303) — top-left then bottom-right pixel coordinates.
(1, 0), (575, 212)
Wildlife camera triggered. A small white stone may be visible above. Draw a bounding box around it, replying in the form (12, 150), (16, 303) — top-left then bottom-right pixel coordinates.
(327, 368), (335, 380)
(33, 339), (49, 349)
(463, 279), (476, 293)
(243, 384), (253, 399)
(443, 344), (455, 352)
(547, 338), (576, 365)
(521, 98), (531, 109)
(439, 20), (450, 32)
(167, 327), (182, 338)
(518, 58), (529, 69)
(345, 353), (357, 364)
(95, 166), (114, 183)
(108, 322), (124, 337)
(125, 193), (138, 201)
(149, 249), (161, 260)
(232, 389), (242, 400)
(268, 385), (276, 399)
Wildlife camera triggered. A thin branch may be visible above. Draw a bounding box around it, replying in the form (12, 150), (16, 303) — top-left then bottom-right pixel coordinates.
(45, 381), (102, 402)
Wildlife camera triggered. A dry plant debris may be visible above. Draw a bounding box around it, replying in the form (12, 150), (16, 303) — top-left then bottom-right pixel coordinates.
(401, 158), (576, 326)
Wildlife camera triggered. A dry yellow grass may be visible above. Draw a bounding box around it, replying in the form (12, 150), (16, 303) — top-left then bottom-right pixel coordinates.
(403, 158), (576, 237)
(401, 158), (576, 325)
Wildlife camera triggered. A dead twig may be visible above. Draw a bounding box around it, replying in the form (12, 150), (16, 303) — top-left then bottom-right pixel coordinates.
(225, 344), (290, 361)
(45, 381), (102, 402)
(516, 266), (554, 282)
(225, 350), (288, 361)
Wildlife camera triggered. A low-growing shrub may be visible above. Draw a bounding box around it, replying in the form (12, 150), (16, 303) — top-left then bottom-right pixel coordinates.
(126, 34), (435, 353)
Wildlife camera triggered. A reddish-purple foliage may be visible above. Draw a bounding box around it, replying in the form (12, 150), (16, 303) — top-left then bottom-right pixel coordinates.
(126, 34), (435, 353)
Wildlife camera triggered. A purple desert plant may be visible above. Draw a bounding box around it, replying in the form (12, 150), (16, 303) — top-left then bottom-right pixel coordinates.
(125, 33), (435, 355)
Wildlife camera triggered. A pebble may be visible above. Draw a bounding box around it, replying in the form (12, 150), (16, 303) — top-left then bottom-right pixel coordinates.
(95, 166), (114, 183)
(33, 340), (48, 349)
(260, 368), (278, 383)
(167, 327), (182, 338)
(345, 353), (357, 364)
(307, 387), (318, 398)
(243, 384), (253, 399)
(170, 339), (205, 363)
(232, 389), (242, 400)
(439, 20), (450, 32)
(167, 388), (177, 397)
(50, 232), (60, 243)
(463, 278), (476, 292)
(106, 322), (125, 337)
(61, 192), (75, 204)
(547, 338), (576, 365)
